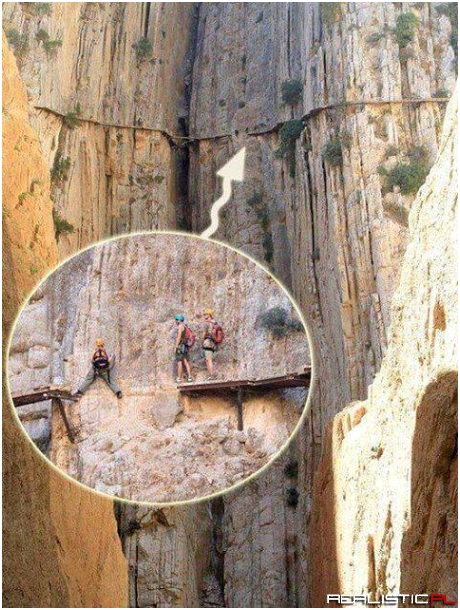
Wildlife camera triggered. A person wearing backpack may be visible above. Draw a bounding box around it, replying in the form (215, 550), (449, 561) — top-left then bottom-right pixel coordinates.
(173, 314), (194, 383)
(202, 308), (224, 380)
(74, 338), (122, 399)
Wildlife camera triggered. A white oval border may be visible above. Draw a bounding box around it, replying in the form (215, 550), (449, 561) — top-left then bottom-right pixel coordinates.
(6, 230), (317, 508)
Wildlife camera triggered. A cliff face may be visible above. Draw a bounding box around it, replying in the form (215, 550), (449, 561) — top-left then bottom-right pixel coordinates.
(311, 89), (458, 606)
(2, 32), (58, 317)
(117, 503), (214, 608)
(2, 34), (127, 608)
(3, 2), (198, 257)
(10, 234), (310, 503)
(3, 2), (457, 607)
(187, 4), (456, 606)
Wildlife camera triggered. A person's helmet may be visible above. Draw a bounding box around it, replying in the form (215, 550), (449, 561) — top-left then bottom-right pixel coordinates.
(175, 314), (185, 322)
(95, 338), (104, 346)
(204, 308), (214, 316)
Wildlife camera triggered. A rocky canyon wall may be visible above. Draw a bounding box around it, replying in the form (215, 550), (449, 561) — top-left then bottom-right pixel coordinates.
(311, 87), (457, 606)
(3, 2), (198, 256)
(3, 2), (457, 607)
(10, 234), (310, 503)
(2, 34), (128, 608)
(187, 3), (456, 606)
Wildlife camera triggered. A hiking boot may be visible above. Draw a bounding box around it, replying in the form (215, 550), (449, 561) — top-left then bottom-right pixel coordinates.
(205, 375), (217, 381)
(187, 376), (193, 382)
(175, 377), (182, 383)
(116, 391), (123, 399)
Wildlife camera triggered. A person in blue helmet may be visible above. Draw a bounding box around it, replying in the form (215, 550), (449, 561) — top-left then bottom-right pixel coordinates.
(173, 314), (193, 383)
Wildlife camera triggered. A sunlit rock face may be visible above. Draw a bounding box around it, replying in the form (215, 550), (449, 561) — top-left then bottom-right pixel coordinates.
(2, 2), (198, 256)
(2, 33), (128, 609)
(3, 1), (458, 606)
(10, 233), (311, 503)
(311, 89), (458, 607)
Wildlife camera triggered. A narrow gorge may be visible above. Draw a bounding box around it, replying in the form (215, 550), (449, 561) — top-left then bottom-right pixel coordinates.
(2, 2), (457, 608)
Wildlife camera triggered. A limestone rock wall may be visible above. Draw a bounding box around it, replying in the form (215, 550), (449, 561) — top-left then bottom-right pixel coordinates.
(311, 88), (458, 606)
(187, 3), (456, 606)
(10, 234), (310, 503)
(2, 34), (128, 608)
(117, 503), (213, 608)
(2, 32), (58, 311)
(3, 2), (458, 606)
(3, 2), (198, 256)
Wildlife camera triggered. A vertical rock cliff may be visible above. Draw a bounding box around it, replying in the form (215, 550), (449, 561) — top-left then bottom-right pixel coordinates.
(3, 2), (457, 607)
(311, 88), (457, 606)
(3, 2), (198, 257)
(10, 234), (310, 503)
(2, 34), (128, 608)
(187, 3), (456, 606)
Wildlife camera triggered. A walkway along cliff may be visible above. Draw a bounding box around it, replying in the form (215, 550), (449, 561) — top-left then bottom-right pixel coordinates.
(10, 234), (311, 504)
(2, 3), (458, 607)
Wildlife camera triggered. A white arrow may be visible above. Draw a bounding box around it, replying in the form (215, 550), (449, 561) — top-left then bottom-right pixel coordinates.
(201, 148), (246, 239)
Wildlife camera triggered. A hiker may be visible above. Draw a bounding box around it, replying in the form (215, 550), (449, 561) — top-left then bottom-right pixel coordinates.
(202, 308), (224, 380)
(174, 314), (194, 383)
(74, 339), (122, 399)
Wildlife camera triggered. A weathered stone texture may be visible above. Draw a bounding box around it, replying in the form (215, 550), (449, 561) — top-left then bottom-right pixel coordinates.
(188, 4), (456, 606)
(3, 2), (458, 606)
(10, 234), (310, 503)
(2, 34), (127, 608)
(3, 2), (197, 255)
(311, 88), (457, 606)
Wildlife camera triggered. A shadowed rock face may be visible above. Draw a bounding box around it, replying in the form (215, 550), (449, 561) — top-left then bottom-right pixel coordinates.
(311, 90), (458, 606)
(3, 2), (458, 607)
(2, 34), (128, 609)
(10, 234), (310, 503)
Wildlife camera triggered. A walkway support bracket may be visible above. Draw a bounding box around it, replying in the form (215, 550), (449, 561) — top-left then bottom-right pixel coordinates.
(52, 397), (76, 444)
(236, 387), (244, 431)
(12, 386), (78, 443)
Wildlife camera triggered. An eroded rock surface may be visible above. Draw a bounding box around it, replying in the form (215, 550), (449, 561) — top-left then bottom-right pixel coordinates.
(10, 234), (310, 503)
(3, 2), (198, 256)
(183, 4), (456, 606)
(311, 89), (458, 606)
(3, 2), (458, 606)
(2, 34), (127, 608)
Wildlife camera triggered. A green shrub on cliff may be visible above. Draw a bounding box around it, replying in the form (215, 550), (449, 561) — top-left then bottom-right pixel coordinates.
(286, 487), (300, 507)
(43, 38), (62, 57)
(31, 3), (52, 16)
(134, 37), (152, 61)
(394, 12), (419, 48)
(52, 209), (74, 240)
(35, 29), (49, 44)
(281, 79), (303, 105)
(322, 137), (343, 167)
(260, 307), (303, 337)
(63, 105), (81, 129)
(6, 29), (29, 58)
(381, 146), (430, 195)
(275, 119), (303, 177)
(51, 151), (71, 183)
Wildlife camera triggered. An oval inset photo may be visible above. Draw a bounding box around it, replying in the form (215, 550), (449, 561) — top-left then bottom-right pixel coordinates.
(8, 232), (312, 504)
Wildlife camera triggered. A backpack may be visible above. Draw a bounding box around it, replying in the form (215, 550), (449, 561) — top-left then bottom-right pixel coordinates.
(183, 325), (197, 348)
(93, 349), (109, 370)
(211, 321), (224, 344)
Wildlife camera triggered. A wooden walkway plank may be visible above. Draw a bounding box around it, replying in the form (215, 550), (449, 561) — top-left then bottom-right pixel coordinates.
(12, 386), (77, 442)
(177, 369), (311, 394)
(12, 388), (78, 407)
(178, 369), (311, 432)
